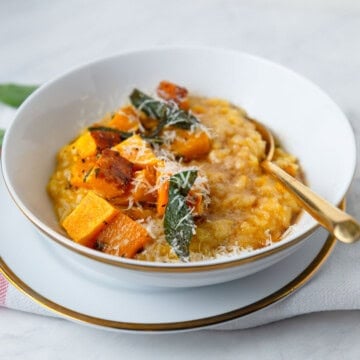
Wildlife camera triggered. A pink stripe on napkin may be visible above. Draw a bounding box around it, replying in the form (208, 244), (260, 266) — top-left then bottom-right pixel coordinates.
(0, 274), (9, 305)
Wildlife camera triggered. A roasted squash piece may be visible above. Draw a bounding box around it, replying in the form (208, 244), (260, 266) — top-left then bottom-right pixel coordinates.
(156, 81), (189, 110)
(62, 191), (119, 247)
(107, 106), (140, 132)
(70, 156), (96, 188)
(132, 169), (157, 203)
(169, 129), (211, 160)
(112, 134), (158, 168)
(156, 179), (169, 216)
(89, 128), (122, 151)
(123, 207), (154, 220)
(85, 149), (134, 199)
(143, 165), (157, 185)
(86, 170), (125, 198)
(97, 212), (151, 258)
(72, 132), (97, 158)
(155, 161), (170, 216)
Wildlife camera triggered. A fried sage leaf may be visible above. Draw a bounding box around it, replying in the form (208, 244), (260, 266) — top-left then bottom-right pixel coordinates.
(88, 126), (133, 139)
(88, 126), (162, 146)
(130, 89), (167, 119)
(0, 83), (38, 108)
(129, 89), (199, 137)
(164, 170), (198, 261)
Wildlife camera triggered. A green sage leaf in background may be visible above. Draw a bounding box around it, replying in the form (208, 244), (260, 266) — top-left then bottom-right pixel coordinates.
(0, 83), (38, 108)
(0, 129), (4, 147)
(164, 170), (198, 261)
(0, 83), (39, 147)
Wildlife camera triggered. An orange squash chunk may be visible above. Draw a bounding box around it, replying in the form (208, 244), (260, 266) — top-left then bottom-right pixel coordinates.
(72, 132), (97, 158)
(70, 157), (96, 188)
(156, 81), (189, 110)
(123, 207), (154, 220)
(89, 128), (122, 151)
(170, 129), (211, 160)
(97, 212), (151, 258)
(62, 191), (119, 247)
(85, 149), (133, 199)
(86, 170), (126, 199)
(144, 165), (157, 185)
(155, 161), (170, 216)
(112, 134), (158, 168)
(108, 106), (139, 132)
(156, 179), (169, 216)
(132, 169), (157, 203)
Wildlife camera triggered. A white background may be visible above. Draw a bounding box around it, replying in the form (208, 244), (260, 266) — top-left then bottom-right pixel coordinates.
(1, 0), (360, 359)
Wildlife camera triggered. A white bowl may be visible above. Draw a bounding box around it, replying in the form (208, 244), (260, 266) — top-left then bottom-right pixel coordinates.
(1, 47), (356, 287)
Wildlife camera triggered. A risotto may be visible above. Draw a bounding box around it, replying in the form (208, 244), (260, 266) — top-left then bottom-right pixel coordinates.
(48, 81), (301, 262)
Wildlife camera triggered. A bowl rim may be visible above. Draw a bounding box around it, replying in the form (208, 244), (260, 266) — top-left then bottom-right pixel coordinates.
(1, 46), (357, 272)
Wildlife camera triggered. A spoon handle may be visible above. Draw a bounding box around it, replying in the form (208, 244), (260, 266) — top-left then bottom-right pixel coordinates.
(262, 160), (360, 243)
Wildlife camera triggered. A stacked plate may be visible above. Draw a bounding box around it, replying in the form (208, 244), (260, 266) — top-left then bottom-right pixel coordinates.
(0, 48), (356, 333)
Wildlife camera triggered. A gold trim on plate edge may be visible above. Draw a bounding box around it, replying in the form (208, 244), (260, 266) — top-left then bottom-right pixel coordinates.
(0, 201), (343, 332)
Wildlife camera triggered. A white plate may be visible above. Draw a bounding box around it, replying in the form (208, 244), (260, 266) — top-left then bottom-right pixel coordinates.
(0, 169), (336, 333)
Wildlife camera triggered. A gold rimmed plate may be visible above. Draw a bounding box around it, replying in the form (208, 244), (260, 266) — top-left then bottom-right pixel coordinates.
(0, 170), (340, 333)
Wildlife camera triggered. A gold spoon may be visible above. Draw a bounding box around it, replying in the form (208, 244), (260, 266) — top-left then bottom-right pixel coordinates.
(250, 118), (360, 244)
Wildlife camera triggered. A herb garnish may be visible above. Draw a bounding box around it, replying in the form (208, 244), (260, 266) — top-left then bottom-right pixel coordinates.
(0, 83), (38, 108)
(130, 89), (200, 138)
(164, 170), (198, 261)
(88, 126), (133, 140)
(88, 125), (163, 146)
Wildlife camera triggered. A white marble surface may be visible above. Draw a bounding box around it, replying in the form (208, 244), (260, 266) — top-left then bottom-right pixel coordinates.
(1, 0), (360, 358)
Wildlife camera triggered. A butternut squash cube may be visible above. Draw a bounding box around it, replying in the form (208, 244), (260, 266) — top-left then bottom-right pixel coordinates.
(112, 134), (158, 168)
(155, 161), (171, 216)
(85, 168), (126, 198)
(84, 149), (133, 199)
(97, 212), (151, 258)
(132, 169), (156, 203)
(156, 179), (169, 216)
(108, 106), (140, 132)
(156, 81), (189, 110)
(72, 132), (97, 158)
(70, 157), (96, 188)
(62, 191), (119, 247)
(170, 129), (211, 160)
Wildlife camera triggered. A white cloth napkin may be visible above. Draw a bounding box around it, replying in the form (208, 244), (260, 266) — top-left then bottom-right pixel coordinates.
(1, 106), (359, 330)
(215, 240), (360, 329)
